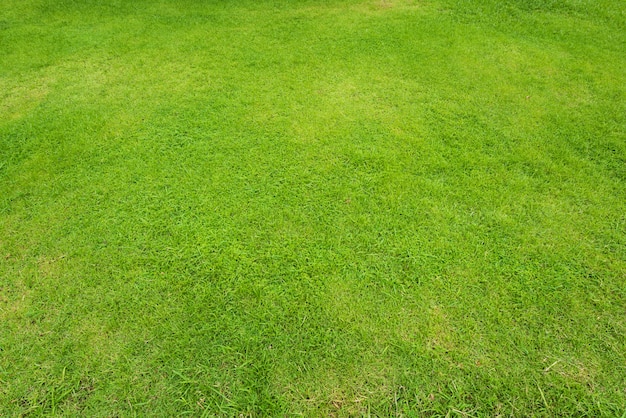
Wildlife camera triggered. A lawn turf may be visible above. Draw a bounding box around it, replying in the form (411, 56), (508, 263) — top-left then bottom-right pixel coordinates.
(1, 0), (625, 415)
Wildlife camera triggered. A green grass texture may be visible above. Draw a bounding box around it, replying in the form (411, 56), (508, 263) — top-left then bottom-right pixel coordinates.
(1, 0), (625, 415)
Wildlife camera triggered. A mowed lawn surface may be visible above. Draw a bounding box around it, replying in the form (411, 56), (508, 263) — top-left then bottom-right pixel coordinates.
(1, 0), (625, 415)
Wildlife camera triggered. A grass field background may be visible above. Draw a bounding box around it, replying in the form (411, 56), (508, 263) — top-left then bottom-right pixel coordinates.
(1, 0), (625, 415)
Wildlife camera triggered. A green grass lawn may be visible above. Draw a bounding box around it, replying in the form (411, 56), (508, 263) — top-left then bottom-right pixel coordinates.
(1, 0), (625, 415)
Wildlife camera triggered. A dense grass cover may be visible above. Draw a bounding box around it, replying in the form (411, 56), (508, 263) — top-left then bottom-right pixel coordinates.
(1, 0), (625, 415)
